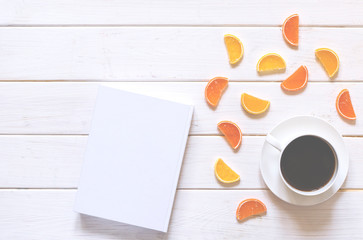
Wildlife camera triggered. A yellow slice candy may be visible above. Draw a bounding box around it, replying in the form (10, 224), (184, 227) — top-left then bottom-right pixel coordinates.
(241, 93), (270, 115)
(315, 48), (339, 78)
(214, 158), (240, 183)
(257, 53), (286, 73)
(224, 34), (244, 64)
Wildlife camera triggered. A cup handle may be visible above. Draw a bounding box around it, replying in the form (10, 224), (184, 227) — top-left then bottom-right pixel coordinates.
(266, 134), (283, 151)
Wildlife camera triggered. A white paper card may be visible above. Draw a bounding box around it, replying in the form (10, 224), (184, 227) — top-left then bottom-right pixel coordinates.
(74, 86), (193, 232)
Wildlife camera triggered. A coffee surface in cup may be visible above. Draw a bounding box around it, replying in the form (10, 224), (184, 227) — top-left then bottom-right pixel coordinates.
(280, 135), (336, 191)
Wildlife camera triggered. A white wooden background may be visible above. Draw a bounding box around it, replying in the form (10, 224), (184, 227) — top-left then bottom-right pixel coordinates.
(0, 1), (363, 239)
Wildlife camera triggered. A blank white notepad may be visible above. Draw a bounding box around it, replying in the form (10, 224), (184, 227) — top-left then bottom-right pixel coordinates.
(74, 86), (193, 232)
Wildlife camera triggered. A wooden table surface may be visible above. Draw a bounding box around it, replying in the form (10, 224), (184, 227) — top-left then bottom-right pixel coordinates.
(1, 1), (363, 239)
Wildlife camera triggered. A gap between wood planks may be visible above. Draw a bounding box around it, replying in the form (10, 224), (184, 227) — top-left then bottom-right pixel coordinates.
(0, 134), (361, 137)
(1, 80), (363, 83)
(0, 188), (361, 192)
(1, 25), (363, 28)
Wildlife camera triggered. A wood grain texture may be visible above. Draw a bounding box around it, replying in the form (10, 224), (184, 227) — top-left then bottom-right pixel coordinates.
(1, 0), (363, 26)
(0, 189), (362, 239)
(0, 136), (361, 189)
(0, 82), (361, 135)
(1, 1), (363, 238)
(0, 27), (362, 81)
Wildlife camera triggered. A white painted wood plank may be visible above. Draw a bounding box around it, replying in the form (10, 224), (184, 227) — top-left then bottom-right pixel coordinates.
(0, 189), (362, 239)
(182, 136), (361, 189)
(1, 0), (363, 26)
(0, 27), (362, 81)
(0, 136), (361, 189)
(0, 82), (361, 135)
(0, 136), (85, 188)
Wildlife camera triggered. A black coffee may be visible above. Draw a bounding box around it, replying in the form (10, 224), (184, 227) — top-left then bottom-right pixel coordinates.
(280, 135), (336, 191)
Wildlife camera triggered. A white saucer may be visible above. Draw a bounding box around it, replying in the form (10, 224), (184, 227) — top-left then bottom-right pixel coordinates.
(260, 116), (349, 206)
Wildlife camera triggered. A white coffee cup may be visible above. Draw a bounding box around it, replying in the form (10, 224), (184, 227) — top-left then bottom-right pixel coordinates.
(266, 133), (338, 196)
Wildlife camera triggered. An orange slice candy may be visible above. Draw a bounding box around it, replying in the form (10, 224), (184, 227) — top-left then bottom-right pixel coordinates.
(214, 158), (240, 183)
(217, 121), (242, 150)
(315, 48), (339, 78)
(236, 199), (267, 221)
(224, 34), (244, 64)
(257, 53), (286, 73)
(336, 89), (356, 120)
(282, 14), (299, 47)
(281, 65), (308, 91)
(205, 77), (229, 107)
(241, 93), (270, 115)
